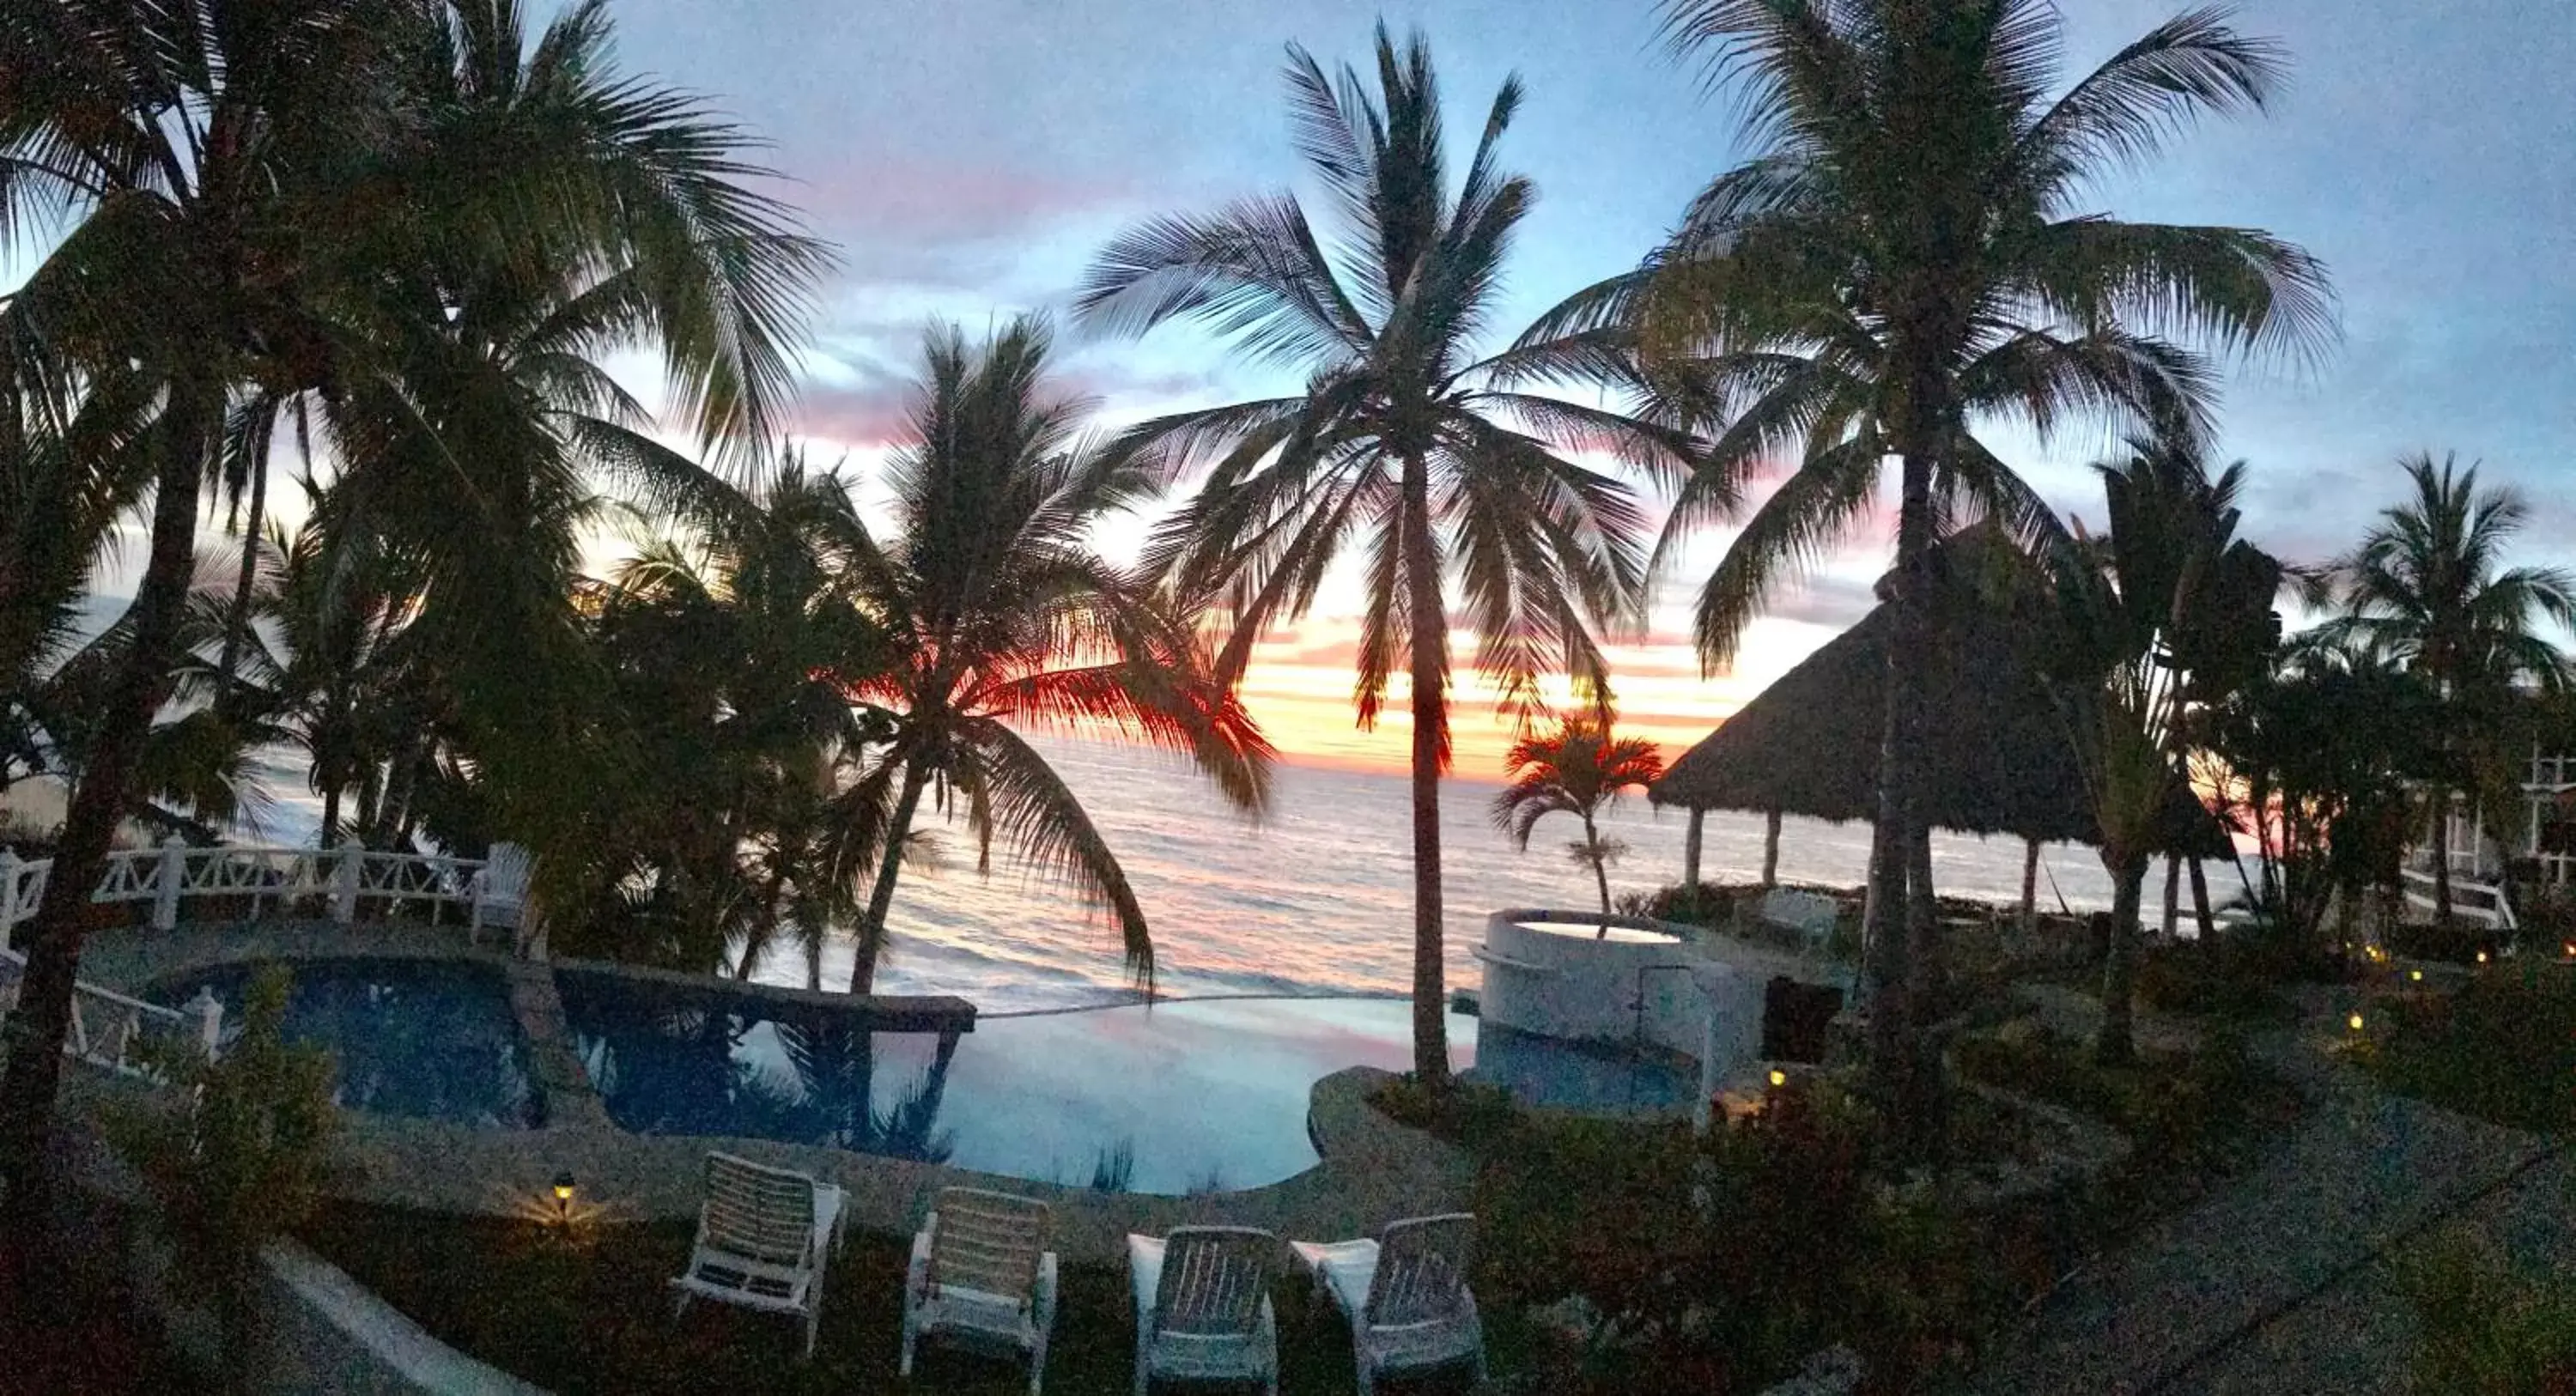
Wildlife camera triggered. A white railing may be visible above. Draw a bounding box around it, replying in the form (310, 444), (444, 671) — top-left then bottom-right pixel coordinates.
(2398, 865), (2518, 932)
(0, 949), (224, 1077)
(0, 838), (488, 953)
(0, 838), (495, 1080)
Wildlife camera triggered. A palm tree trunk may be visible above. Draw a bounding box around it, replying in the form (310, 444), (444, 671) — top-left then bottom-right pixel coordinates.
(1400, 453), (1451, 1089)
(216, 446), (267, 687)
(1761, 808), (1782, 888)
(2190, 857), (2216, 938)
(2096, 850), (2149, 1065)
(319, 785), (343, 849)
(1585, 815), (1613, 925)
(2020, 838), (2041, 938)
(2161, 856), (2183, 940)
(848, 756), (928, 996)
(2431, 789), (2455, 926)
(1905, 814), (1941, 1012)
(1866, 443), (1936, 1153)
(1412, 453), (1453, 1087)
(0, 380), (210, 1289)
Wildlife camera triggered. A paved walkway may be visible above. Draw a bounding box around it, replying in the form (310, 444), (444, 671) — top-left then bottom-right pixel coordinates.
(1976, 989), (2567, 1395)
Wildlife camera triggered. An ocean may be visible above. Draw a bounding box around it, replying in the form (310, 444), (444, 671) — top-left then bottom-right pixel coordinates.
(758, 737), (2147, 1011)
(234, 737), (2154, 1013)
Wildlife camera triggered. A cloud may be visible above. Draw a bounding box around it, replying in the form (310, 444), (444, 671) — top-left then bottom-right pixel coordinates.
(793, 358), (917, 449)
(1757, 573), (1884, 630)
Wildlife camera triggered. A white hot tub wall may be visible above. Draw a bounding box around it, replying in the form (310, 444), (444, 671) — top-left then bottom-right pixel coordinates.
(1478, 908), (1757, 1068)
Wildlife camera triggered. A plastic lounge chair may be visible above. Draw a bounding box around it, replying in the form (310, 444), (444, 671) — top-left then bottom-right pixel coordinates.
(1290, 1213), (1485, 1396)
(902, 1187), (1059, 1394)
(669, 1151), (847, 1359)
(1127, 1225), (1279, 1396)
(467, 841), (532, 944)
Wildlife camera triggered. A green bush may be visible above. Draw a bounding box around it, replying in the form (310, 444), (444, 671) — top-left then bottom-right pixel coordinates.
(2397, 1229), (2576, 1394)
(119, 966), (337, 1385)
(2359, 965), (2576, 1132)
(1473, 1077), (2006, 1394)
(1952, 1017), (2273, 1171)
(1614, 882), (1738, 929)
(2133, 938), (2297, 1024)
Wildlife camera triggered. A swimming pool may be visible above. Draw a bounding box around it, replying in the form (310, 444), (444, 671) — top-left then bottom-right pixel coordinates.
(152, 956), (1686, 1193)
(555, 971), (1477, 1193)
(153, 959), (538, 1129)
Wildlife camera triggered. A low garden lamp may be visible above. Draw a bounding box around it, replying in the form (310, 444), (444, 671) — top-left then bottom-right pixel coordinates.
(552, 1171), (576, 1223)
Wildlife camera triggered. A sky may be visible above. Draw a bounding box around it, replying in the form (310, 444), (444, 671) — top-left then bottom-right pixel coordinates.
(562, 0), (2576, 777)
(27, 0), (2576, 780)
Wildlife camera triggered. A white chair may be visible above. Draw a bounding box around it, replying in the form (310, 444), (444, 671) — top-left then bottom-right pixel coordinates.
(902, 1187), (1059, 1394)
(670, 1151), (847, 1359)
(1291, 1213), (1485, 1396)
(467, 841), (532, 945)
(1127, 1225), (1280, 1396)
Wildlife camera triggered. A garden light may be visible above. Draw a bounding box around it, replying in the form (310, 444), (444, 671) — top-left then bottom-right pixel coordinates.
(552, 1171), (576, 1222)
(2409, 968), (2424, 983)
(2477, 950), (2490, 965)
(1768, 1068), (1788, 1089)
(2347, 1011), (2365, 1034)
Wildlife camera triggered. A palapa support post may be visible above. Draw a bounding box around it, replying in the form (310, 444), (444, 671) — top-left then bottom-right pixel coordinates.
(152, 835), (188, 931)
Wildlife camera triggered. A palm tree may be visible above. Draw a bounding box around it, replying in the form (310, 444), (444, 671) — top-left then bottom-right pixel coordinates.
(0, 0), (823, 1258)
(1075, 27), (1693, 1085)
(1530, 0), (2334, 1137)
(2321, 452), (2575, 925)
(2039, 441), (2284, 1064)
(575, 458), (893, 985)
(836, 317), (1275, 994)
(1492, 718), (1666, 921)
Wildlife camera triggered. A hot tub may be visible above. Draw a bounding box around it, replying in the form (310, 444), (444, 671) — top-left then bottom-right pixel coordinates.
(1474, 909), (1706, 1051)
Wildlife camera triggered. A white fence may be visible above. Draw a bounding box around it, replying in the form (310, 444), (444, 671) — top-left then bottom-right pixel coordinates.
(1, 838), (489, 952)
(0, 949), (224, 1077)
(0, 839), (495, 1077)
(2398, 865), (2518, 932)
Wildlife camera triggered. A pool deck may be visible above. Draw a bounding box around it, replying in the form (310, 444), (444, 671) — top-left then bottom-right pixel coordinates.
(64, 920), (1476, 1266)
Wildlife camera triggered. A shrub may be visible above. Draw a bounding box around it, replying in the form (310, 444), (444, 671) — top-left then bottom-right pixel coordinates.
(2133, 938), (2296, 1024)
(1615, 881), (1738, 929)
(2397, 1229), (2576, 1394)
(2359, 964), (2576, 1132)
(118, 966), (337, 1385)
(1474, 1077), (2004, 1394)
(1952, 1017), (2273, 1172)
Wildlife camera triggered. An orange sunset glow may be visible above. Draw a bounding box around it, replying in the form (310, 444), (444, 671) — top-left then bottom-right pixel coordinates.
(1229, 614), (1848, 780)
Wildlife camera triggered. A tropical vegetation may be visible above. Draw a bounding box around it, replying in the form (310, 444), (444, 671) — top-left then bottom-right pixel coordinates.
(1492, 718), (1666, 920)
(1075, 26), (1697, 1084)
(9, 1), (2576, 1388)
(1529, 0), (2335, 1147)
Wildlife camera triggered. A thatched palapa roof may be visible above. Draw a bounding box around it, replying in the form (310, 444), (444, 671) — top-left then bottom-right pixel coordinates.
(1651, 537), (2230, 858)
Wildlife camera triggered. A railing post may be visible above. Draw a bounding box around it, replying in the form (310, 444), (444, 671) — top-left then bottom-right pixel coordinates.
(152, 836), (187, 931)
(331, 839), (362, 924)
(0, 849), (19, 952)
(185, 986), (224, 1059)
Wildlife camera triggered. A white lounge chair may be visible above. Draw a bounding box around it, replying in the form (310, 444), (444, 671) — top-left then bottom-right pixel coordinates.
(902, 1187), (1059, 1394)
(1127, 1225), (1280, 1396)
(1291, 1213), (1485, 1395)
(670, 1151), (847, 1359)
(468, 841), (532, 945)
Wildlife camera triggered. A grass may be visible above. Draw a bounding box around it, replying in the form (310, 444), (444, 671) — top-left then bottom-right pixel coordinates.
(302, 1205), (1498, 1395)
(2358, 962), (2576, 1133)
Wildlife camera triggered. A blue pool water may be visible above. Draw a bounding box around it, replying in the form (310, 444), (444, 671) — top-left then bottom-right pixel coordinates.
(555, 971), (1478, 1193)
(154, 956), (1692, 1193)
(154, 959), (538, 1129)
